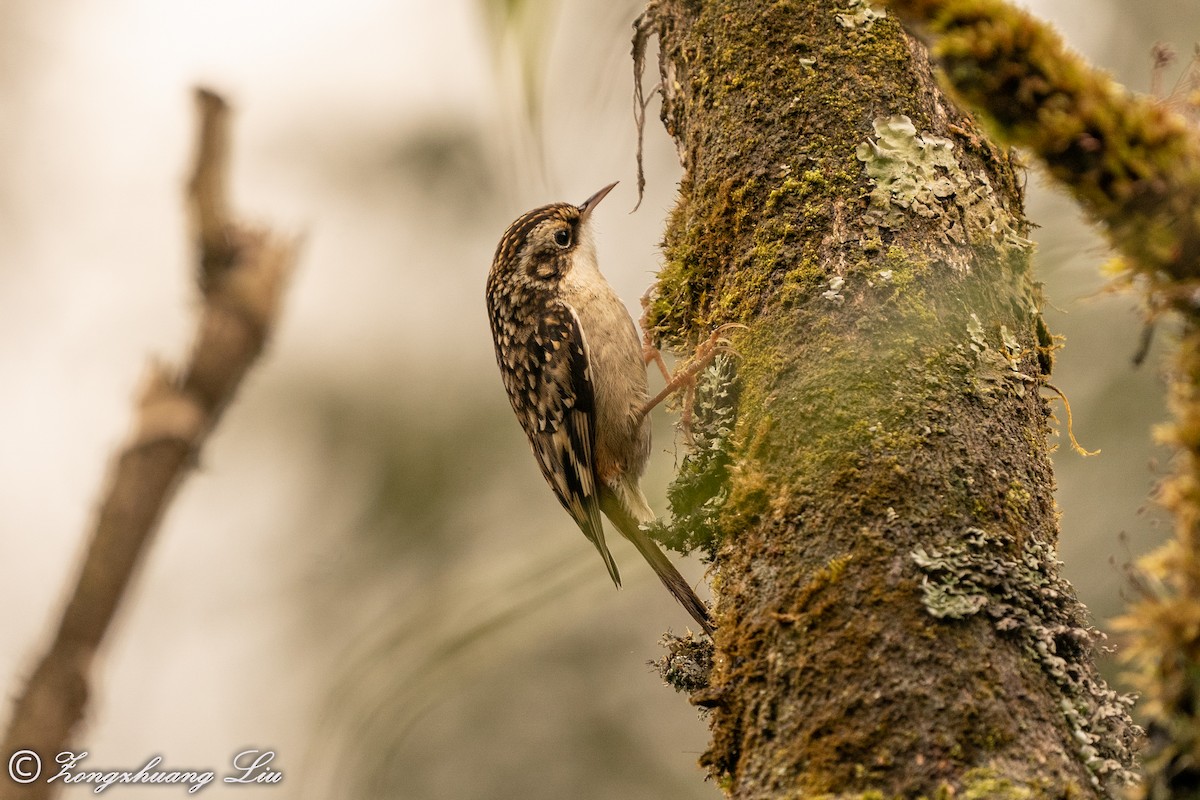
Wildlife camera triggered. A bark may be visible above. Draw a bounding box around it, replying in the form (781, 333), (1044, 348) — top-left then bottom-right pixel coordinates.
(639, 1), (1138, 797)
(877, 2), (1200, 797)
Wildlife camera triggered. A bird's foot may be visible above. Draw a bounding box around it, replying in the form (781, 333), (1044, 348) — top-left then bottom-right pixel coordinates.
(639, 323), (747, 436)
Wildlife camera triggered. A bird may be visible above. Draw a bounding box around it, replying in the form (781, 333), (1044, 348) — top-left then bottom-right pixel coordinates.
(485, 182), (715, 636)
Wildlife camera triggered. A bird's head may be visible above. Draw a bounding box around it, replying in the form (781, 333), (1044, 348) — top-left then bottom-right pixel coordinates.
(492, 182), (617, 285)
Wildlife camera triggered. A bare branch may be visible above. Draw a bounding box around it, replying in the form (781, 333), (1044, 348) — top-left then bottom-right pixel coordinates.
(0, 87), (296, 800)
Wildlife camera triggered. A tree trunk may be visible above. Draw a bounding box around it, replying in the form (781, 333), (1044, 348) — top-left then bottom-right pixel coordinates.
(640, 1), (1139, 796)
(877, 2), (1200, 797)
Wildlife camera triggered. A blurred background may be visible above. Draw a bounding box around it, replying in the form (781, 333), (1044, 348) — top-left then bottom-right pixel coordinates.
(0, 1), (1194, 797)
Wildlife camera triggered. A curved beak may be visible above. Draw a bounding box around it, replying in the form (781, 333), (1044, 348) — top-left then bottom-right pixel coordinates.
(578, 182), (618, 221)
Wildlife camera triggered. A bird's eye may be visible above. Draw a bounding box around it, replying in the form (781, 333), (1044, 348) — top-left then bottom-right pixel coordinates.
(554, 229), (572, 248)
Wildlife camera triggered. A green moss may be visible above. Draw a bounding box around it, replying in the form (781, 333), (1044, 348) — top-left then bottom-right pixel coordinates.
(880, 245), (920, 288)
(712, 307), (958, 528)
(765, 168), (830, 214)
(650, 355), (740, 554)
(765, 175), (803, 212)
(805, 553), (854, 598)
(779, 257), (826, 306)
(802, 168), (829, 189)
(1003, 481), (1032, 525)
(957, 769), (1035, 799)
(731, 176), (759, 212)
(1034, 315), (1055, 375)
(936, 767), (1086, 800)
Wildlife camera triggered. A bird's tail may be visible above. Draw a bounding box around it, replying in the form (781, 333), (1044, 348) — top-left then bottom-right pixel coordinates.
(600, 485), (715, 636)
(591, 528), (622, 589)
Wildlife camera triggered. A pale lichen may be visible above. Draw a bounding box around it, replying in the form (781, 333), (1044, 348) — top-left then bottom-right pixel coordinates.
(822, 275), (847, 303)
(652, 631), (714, 694)
(963, 313), (1034, 399)
(647, 354), (739, 555)
(912, 527), (1141, 794)
(855, 114), (1030, 248)
(836, 0), (887, 30)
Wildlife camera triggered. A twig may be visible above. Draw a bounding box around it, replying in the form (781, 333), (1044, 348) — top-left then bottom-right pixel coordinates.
(0, 87), (296, 800)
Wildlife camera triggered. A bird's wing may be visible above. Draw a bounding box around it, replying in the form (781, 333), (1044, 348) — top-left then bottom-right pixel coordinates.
(509, 301), (621, 586)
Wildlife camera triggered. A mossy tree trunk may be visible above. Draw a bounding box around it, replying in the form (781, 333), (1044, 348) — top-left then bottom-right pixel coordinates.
(639, 1), (1139, 797)
(877, 2), (1200, 797)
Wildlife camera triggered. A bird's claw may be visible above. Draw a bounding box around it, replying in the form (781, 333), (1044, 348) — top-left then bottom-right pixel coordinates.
(638, 322), (747, 438)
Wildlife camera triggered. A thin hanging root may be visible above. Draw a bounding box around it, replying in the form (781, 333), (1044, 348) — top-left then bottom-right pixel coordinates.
(631, 4), (661, 213)
(1043, 382), (1101, 457)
